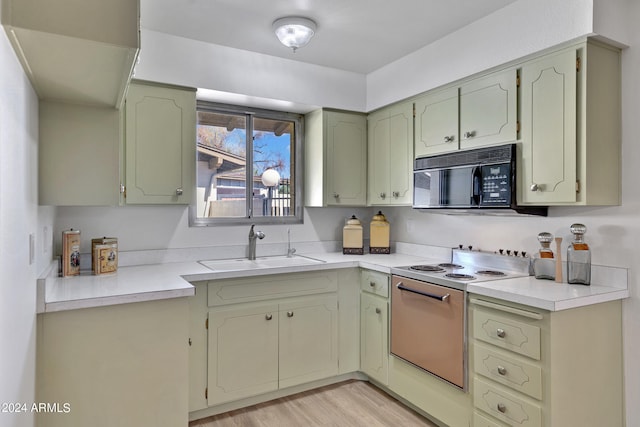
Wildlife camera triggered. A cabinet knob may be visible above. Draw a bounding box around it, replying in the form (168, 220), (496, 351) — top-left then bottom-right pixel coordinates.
(464, 131), (476, 138)
(444, 135), (455, 143)
(497, 365), (507, 376)
(379, 192), (386, 199)
(265, 314), (273, 321)
(496, 328), (506, 338)
(176, 188), (184, 196)
(188, 338), (192, 346)
(497, 403), (507, 413)
(333, 193), (339, 199)
(392, 191), (400, 198)
(530, 183), (539, 192)
(287, 311), (294, 318)
(369, 281), (376, 288)
(375, 307), (381, 314)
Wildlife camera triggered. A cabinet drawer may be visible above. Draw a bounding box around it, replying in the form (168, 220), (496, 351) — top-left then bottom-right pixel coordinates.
(474, 343), (542, 400)
(473, 309), (541, 360)
(208, 271), (338, 306)
(360, 269), (389, 297)
(474, 410), (509, 427)
(474, 377), (542, 427)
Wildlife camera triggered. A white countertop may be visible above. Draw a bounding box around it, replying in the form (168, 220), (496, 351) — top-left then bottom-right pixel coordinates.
(38, 250), (628, 313)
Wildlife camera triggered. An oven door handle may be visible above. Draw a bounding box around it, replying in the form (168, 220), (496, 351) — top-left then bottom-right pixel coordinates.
(396, 283), (450, 302)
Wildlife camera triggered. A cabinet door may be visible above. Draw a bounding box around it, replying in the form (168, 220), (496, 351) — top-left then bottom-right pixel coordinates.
(414, 87), (459, 157)
(125, 82), (196, 204)
(188, 283), (208, 412)
(360, 292), (389, 385)
(208, 303), (279, 405)
(460, 69), (517, 150)
(279, 295), (339, 388)
(368, 108), (391, 204)
(519, 49), (577, 204)
(368, 102), (413, 205)
(325, 111), (368, 206)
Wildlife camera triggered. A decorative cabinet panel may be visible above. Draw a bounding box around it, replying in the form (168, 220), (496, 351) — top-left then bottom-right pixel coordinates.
(305, 109), (367, 207)
(207, 302), (280, 405)
(470, 296), (623, 427)
(188, 283), (209, 412)
(204, 271), (340, 408)
(359, 269), (390, 386)
(207, 296), (338, 406)
(459, 69), (517, 150)
(414, 87), (459, 157)
(519, 48), (577, 205)
(360, 291), (389, 385)
(367, 101), (413, 205)
(414, 69), (517, 157)
(519, 40), (621, 206)
(124, 81), (196, 204)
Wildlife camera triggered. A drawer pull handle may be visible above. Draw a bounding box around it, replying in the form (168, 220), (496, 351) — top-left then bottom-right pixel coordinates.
(375, 307), (381, 314)
(287, 311), (294, 318)
(397, 283), (450, 302)
(497, 366), (507, 376)
(496, 328), (506, 338)
(497, 403), (507, 413)
(265, 314), (273, 321)
(370, 281), (376, 287)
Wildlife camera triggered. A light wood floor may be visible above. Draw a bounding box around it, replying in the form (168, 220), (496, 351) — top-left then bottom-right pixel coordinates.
(190, 380), (438, 427)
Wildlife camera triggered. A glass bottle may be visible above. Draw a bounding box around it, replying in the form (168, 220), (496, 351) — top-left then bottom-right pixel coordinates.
(533, 232), (555, 280)
(567, 223), (591, 285)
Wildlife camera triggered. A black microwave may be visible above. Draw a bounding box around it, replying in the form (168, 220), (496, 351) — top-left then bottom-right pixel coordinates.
(413, 144), (547, 216)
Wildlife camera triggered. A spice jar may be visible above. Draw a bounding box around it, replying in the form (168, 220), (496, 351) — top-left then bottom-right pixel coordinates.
(567, 224), (591, 285)
(533, 232), (555, 280)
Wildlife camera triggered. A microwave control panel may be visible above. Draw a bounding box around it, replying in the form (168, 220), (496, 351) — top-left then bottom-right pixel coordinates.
(480, 164), (511, 206)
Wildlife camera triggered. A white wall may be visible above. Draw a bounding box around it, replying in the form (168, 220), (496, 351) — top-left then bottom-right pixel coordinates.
(135, 30), (367, 112)
(0, 25), (54, 427)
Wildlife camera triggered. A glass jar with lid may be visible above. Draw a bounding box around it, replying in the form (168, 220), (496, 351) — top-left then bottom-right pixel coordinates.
(567, 223), (591, 285)
(533, 232), (556, 280)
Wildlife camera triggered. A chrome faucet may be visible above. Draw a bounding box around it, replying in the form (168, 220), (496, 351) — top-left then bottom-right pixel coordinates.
(287, 228), (296, 258)
(248, 224), (265, 260)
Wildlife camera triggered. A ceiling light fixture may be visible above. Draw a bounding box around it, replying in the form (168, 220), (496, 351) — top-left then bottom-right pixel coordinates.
(272, 16), (316, 53)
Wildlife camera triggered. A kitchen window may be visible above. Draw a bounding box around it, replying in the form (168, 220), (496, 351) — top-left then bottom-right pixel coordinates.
(190, 102), (303, 226)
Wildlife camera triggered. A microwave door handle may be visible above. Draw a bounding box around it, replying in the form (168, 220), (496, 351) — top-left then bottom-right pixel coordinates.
(471, 166), (482, 206)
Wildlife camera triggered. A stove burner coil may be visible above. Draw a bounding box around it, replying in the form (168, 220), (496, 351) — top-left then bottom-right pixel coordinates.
(409, 265), (445, 272)
(475, 270), (507, 277)
(444, 273), (476, 280)
(438, 263), (464, 269)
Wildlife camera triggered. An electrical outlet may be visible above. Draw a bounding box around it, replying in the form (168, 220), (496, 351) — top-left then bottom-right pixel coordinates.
(29, 233), (35, 265)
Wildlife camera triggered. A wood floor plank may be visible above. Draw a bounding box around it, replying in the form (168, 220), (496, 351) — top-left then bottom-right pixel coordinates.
(190, 380), (438, 427)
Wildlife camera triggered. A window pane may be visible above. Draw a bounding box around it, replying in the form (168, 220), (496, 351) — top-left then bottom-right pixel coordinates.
(196, 111), (248, 218)
(253, 117), (295, 217)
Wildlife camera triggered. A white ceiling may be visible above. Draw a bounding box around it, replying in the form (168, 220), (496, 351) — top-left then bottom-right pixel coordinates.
(140, 0), (517, 74)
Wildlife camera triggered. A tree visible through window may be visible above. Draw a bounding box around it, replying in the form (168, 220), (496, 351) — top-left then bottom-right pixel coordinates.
(191, 102), (303, 225)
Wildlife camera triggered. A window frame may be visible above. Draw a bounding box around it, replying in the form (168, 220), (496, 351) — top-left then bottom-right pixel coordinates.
(189, 101), (304, 227)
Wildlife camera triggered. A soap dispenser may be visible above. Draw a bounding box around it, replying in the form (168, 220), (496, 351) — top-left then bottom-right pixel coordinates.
(567, 223), (591, 285)
(533, 232), (555, 280)
(369, 211), (390, 254)
(343, 215), (364, 255)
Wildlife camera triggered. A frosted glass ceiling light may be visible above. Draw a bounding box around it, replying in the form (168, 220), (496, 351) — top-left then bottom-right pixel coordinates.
(273, 17), (316, 53)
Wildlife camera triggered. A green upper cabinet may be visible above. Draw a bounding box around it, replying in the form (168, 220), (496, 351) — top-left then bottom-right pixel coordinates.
(414, 69), (517, 158)
(519, 40), (621, 206)
(459, 69), (518, 150)
(305, 109), (367, 207)
(367, 101), (413, 205)
(1, 0), (139, 108)
(414, 87), (459, 157)
(124, 81), (196, 205)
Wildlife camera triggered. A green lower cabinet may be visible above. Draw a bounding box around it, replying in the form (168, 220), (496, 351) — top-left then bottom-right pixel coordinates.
(207, 295), (338, 406)
(360, 292), (389, 385)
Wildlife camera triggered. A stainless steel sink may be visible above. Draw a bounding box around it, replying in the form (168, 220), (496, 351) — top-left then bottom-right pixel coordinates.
(198, 255), (325, 272)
